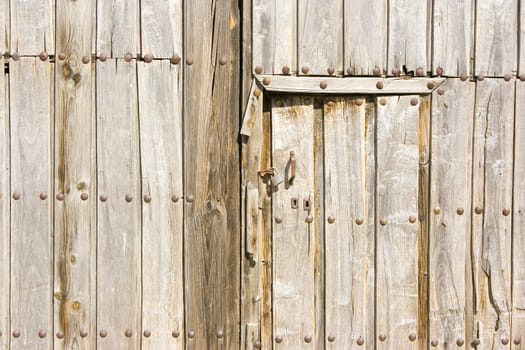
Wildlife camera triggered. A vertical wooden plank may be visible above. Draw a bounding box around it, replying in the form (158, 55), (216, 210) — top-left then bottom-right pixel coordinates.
(96, 0), (139, 58)
(520, 2), (525, 76)
(376, 95), (420, 350)
(96, 59), (141, 349)
(184, 1), (241, 349)
(472, 79), (514, 348)
(513, 80), (525, 349)
(9, 57), (53, 349)
(54, 0), (95, 347)
(141, 0), (182, 58)
(272, 96), (315, 349)
(10, 0), (54, 55)
(252, 0), (296, 74)
(0, 0), (8, 53)
(475, 0), (517, 76)
(324, 97), (375, 349)
(344, 1), (387, 76)
(241, 0), (253, 113)
(298, 0), (343, 75)
(429, 79), (475, 348)
(138, 60), (184, 350)
(388, 0), (429, 74)
(433, 0), (473, 76)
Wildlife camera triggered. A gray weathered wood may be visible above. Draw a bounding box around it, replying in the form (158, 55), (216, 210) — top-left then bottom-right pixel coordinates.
(298, 0), (343, 75)
(0, 0), (8, 53)
(388, 0), (429, 74)
(272, 96), (315, 349)
(429, 78), (475, 347)
(96, 0), (139, 57)
(475, 0), (517, 76)
(433, 0), (473, 76)
(344, 0), (387, 76)
(184, 1), (241, 349)
(376, 95), (420, 350)
(10, 0), (54, 55)
(138, 60), (184, 350)
(96, 59), (141, 349)
(324, 97), (375, 349)
(141, 0), (182, 58)
(242, 0), (253, 113)
(54, 0), (96, 347)
(0, 58), (9, 350)
(513, 80), (525, 349)
(256, 76), (444, 94)
(252, 0), (296, 74)
(521, 2), (525, 76)
(471, 78), (514, 348)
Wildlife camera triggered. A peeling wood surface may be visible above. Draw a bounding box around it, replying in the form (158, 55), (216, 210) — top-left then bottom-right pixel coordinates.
(10, 0), (54, 55)
(0, 58), (8, 350)
(472, 79), (514, 348)
(96, 59), (141, 349)
(96, 0), (139, 58)
(429, 78), (475, 347)
(140, 0), (182, 58)
(298, 0), (343, 75)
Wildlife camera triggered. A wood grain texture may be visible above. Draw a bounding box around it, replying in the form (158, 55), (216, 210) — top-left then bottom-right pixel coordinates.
(9, 58), (53, 350)
(96, 59), (141, 349)
(429, 79), (475, 348)
(388, 0), (429, 74)
(54, 0), (96, 346)
(0, 0), (8, 53)
(432, 0), (473, 76)
(138, 60), (184, 350)
(324, 97), (375, 349)
(252, 0), (296, 74)
(471, 78), (514, 349)
(344, 0), (387, 76)
(141, 0), (182, 58)
(513, 81), (525, 349)
(0, 58), (9, 350)
(241, 0), (252, 113)
(10, 0), (54, 55)
(376, 95), (420, 350)
(96, 0), (139, 57)
(272, 96), (315, 349)
(521, 2), (525, 75)
(184, 1), (240, 349)
(475, 0), (517, 76)
(298, 0), (343, 75)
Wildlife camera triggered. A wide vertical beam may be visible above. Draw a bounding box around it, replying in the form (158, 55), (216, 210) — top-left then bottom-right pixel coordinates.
(10, 0), (54, 55)
(96, 0), (139, 58)
(0, 57), (8, 350)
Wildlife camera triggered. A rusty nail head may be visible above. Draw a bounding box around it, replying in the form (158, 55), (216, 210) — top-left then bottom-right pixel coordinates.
(144, 54), (153, 63)
(356, 98), (364, 106)
(124, 53), (133, 62)
(320, 81), (328, 89)
(514, 338), (521, 345)
(380, 218), (387, 226)
(502, 338), (509, 345)
(437, 88), (445, 95)
(409, 215), (417, 223)
(262, 78), (271, 86)
(39, 52), (48, 61)
(392, 67), (400, 76)
(125, 329), (133, 337)
(56, 331), (64, 339)
(427, 82), (435, 90)
(380, 98), (387, 105)
(171, 55), (181, 65)
(504, 74), (512, 81)
(304, 335), (312, 343)
(171, 195), (180, 203)
(12, 52), (20, 61)
(520, 73), (525, 81)
(143, 330), (151, 337)
(328, 334), (336, 342)
(357, 336), (365, 345)
(477, 74), (485, 81)
(475, 206), (483, 214)
(416, 68), (424, 77)
(144, 195), (152, 203)
(80, 330), (88, 338)
(254, 66), (263, 74)
(305, 215), (314, 223)
(187, 330), (195, 338)
(58, 52), (66, 60)
(502, 208), (510, 216)
(471, 338), (480, 346)
(460, 74), (468, 81)
(219, 57), (227, 65)
(327, 216), (335, 224)
(434, 207), (441, 214)
(172, 330), (180, 338)
(56, 192), (65, 201)
(100, 330), (107, 338)
(186, 57), (194, 65)
(99, 54), (107, 62)
(436, 67), (443, 76)
(99, 194), (108, 202)
(327, 67), (335, 75)
(373, 66), (381, 76)
(457, 338), (464, 347)
(282, 66), (290, 75)
(126, 195), (133, 202)
(12, 192), (20, 200)
(40, 192), (47, 200)
(347, 67), (355, 75)
(275, 216), (283, 224)
(378, 334), (387, 342)
(409, 333), (417, 341)
(81, 192), (88, 201)
(431, 339), (438, 347)
(301, 66), (309, 74)
(410, 97), (419, 106)
(217, 331), (224, 339)
(376, 81), (384, 89)
(13, 330), (20, 338)
(254, 340), (262, 348)
(186, 195), (194, 203)
(39, 330), (46, 338)
(457, 207), (464, 215)
(356, 218), (364, 225)
(254, 89), (262, 97)
(275, 336), (283, 343)
(82, 56), (90, 64)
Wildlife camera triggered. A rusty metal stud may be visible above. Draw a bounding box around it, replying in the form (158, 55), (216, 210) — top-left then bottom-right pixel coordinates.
(378, 334), (387, 342)
(125, 329), (133, 337)
(327, 67), (335, 75)
(457, 338), (464, 347)
(99, 330), (107, 338)
(171, 195), (180, 203)
(40, 192), (48, 200)
(392, 67), (401, 76)
(380, 98), (387, 105)
(502, 208), (510, 216)
(437, 88), (445, 95)
(431, 339), (438, 347)
(81, 192), (88, 201)
(56, 192), (65, 201)
(82, 56), (90, 64)
(124, 53), (133, 62)
(275, 335), (283, 343)
(216, 330), (224, 339)
(504, 73), (512, 81)
(460, 73), (468, 81)
(347, 67), (355, 75)
(416, 68), (424, 77)
(355, 218), (364, 225)
(125, 194), (133, 202)
(305, 215), (313, 223)
(475, 206), (483, 214)
(188, 330), (195, 338)
(380, 218), (387, 226)
(219, 57), (227, 65)
(171, 55), (181, 65)
(172, 330), (180, 338)
(12, 52), (20, 61)
(144, 54), (153, 63)
(477, 74), (485, 81)
(262, 78), (271, 86)
(501, 338), (509, 345)
(254, 66), (263, 74)
(254, 340), (262, 348)
(520, 73), (525, 81)
(186, 57), (194, 65)
(409, 333), (417, 341)
(427, 82), (435, 90)
(471, 338), (480, 346)
(143, 330), (151, 337)
(186, 195), (194, 203)
(304, 335), (312, 343)
(301, 66), (309, 75)
(373, 66), (381, 76)
(409, 215), (417, 223)
(436, 67), (444, 76)
(457, 207), (464, 215)
(39, 52), (49, 61)
(327, 216), (335, 224)
(327, 333), (336, 342)
(80, 330), (88, 338)
(434, 207), (441, 215)
(355, 98), (364, 106)
(99, 194), (108, 202)
(514, 337), (521, 345)
(376, 81), (384, 89)
(58, 52), (66, 60)
(144, 195), (152, 203)
(39, 330), (46, 338)
(410, 97), (419, 106)
(12, 192), (20, 200)
(254, 89), (262, 97)
(99, 53), (107, 62)
(275, 216), (283, 224)
(12, 330), (20, 338)
(356, 336), (365, 346)
(320, 81), (328, 89)
(56, 331), (64, 339)
(282, 66), (290, 75)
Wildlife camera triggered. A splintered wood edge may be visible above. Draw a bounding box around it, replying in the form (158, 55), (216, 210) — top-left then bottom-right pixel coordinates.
(255, 75), (447, 95)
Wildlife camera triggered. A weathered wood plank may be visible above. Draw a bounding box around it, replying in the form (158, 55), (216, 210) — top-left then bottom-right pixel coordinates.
(96, 0), (139, 58)
(241, 0), (252, 113)
(0, 58), (9, 350)
(298, 0), (343, 75)
(9, 57), (53, 350)
(141, 0), (182, 58)
(10, 0), (54, 55)
(388, 0), (429, 74)
(521, 2), (525, 76)
(96, 59), (141, 349)
(138, 60), (183, 350)
(272, 96), (315, 349)
(252, 0), (296, 74)
(513, 80), (525, 349)
(475, 0), (517, 76)
(429, 79), (475, 348)
(471, 78), (514, 348)
(54, 0), (96, 346)
(433, 0), (473, 76)
(344, 0), (387, 76)
(256, 75), (444, 94)
(184, 1), (240, 349)
(324, 97), (375, 349)
(0, 0), (8, 53)
(376, 95), (420, 350)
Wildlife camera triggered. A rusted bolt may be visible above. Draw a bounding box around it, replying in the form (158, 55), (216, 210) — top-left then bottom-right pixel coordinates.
(471, 338), (480, 346)
(99, 194), (108, 202)
(125, 329), (133, 337)
(436, 67), (443, 76)
(373, 66), (381, 76)
(40, 192), (48, 200)
(172, 330), (180, 338)
(355, 218), (364, 225)
(477, 74), (485, 81)
(376, 81), (384, 89)
(275, 216), (283, 224)
(144, 54), (153, 63)
(81, 192), (88, 201)
(378, 334), (387, 342)
(520, 73), (525, 81)
(216, 331), (224, 339)
(409, 216), (417, 223)
(457, 338), (464, 346)
(431, 339), (438, 347)
(434, 207), (441, 215)
(282, 66), (290, 75)
(408, 97), (418, 106)
(39, 52), (49, 61)
(392, 67), (400, 76)
(457, 207), (464, 215)
(171, 195), (180, 203)
(347, 67), (355, 75)
(416, 68), (424, 77)
(12, 192), (20, 200)
(58, 52), (66, 60)
(171, 55), (181, 65)
(504, 74), (512, 81)
(186, 195), (194, 203)
(380, 218), (387, 226)
(356, 336), (365, 345)
(254, 89), (261, 97)
(219, 57), (227, 65)
(409, 333), (417, 341)
(12, 330), (20, 338)
(320, 81), (328, 89)
(186, 57), (194, 65)
(82, 56), (90, 64)
(301, 66), (309, 74)
(124, 53), (133, 62)
(39, 330), (46, 338)
(514, 338), (521, 345)
(12, 52), (20, 61)
(437, 88), (445, 95)
(56, 331), (64, 339)
(80, 330), (88, 338)
(275, 335), (283, 343)
(262, 78), (271, 86)
(254, 66), (263, 74)
(427, 82), (435, 90)
(99, 54), (107, 62)
(124, 195), (132, 202)
(327, 67), (335, 75)
(254, 340), (262, 348)
(380, 98), (387, 105)
(99, 330), (107, 338)
(501, 338), (509, 345)
(475, 206), (483, 214)
(327, 333), (336, 342)
(355, 98), (364, 106)
(502, 208), (510, 216)
(327, 216), (335, 224)
(305, 215), (313, 223)
(143, 330), (151, 337)
(144, 195), (151, 203)
(56, 192), (65, 201)
(304, 335), (312, 343)
(460, 74), (468, 81)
